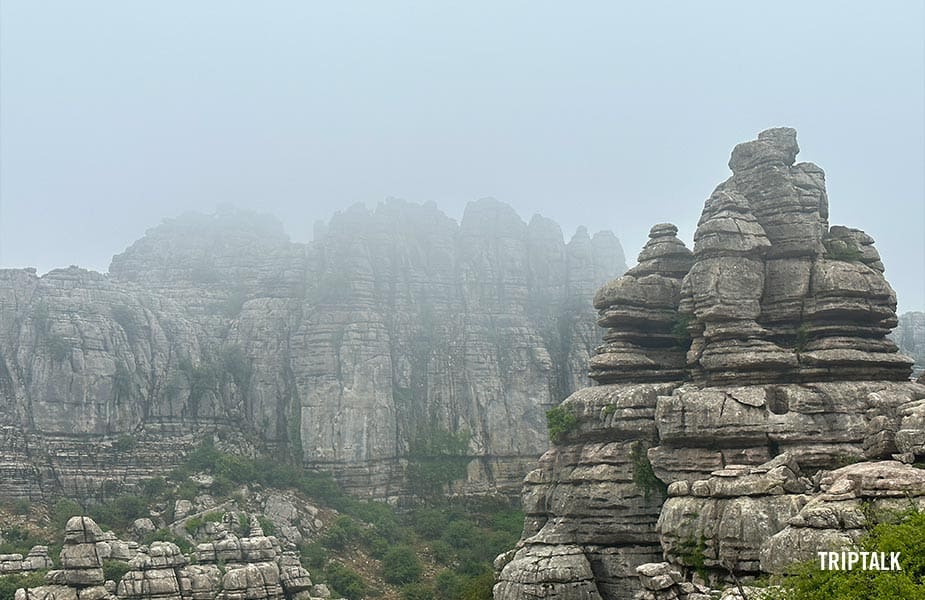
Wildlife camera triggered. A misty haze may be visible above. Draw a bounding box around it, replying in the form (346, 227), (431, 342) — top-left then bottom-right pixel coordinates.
(1, 3), (924, 600)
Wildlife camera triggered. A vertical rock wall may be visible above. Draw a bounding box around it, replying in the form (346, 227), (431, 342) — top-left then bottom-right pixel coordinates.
(0, 199), (626, 500)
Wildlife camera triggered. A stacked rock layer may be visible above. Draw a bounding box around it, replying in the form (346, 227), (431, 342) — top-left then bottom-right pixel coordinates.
(494, 128), (922, 600)
(15, 516), (325, 600)
(0, 200), (626, 501)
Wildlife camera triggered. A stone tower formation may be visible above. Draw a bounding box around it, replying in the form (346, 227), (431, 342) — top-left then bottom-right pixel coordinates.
(495, 128), (921, 600)
(591, 127), (910, 385)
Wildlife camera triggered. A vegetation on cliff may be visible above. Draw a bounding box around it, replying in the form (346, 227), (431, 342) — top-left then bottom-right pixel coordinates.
(0, 442), (522, 600)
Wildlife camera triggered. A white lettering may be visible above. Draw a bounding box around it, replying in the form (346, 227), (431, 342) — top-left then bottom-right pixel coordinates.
(828, 552), (840, 570)
(869, 551), (881, 570)
(891, 552), (901, 571)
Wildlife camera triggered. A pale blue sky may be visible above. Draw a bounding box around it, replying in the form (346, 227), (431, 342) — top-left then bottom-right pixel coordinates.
(1, 1), (923, 311)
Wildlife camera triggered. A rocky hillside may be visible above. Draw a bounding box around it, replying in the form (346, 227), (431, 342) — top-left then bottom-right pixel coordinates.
(0, 199), (626, 502)
(494, 128), (924, 600)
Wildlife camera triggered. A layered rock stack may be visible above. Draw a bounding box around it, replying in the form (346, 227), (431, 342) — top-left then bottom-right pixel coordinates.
(0, 546), (52, 574)
(590, 224), (693, 383)
(13, 515), (325, 600)
(117, 542), (190, 600)
(494, 128), (923, 600)
(15, 517), (117, 600)
(680, 189), (797, 383)
(195, 516), (285, 600)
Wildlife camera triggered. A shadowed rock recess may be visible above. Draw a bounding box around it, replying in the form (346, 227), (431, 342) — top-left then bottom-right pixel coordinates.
(493, 128), (922, 600)
(0, 199), (626, 501)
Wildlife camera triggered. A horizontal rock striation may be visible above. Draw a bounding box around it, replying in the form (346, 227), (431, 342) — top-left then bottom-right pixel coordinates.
(14, 516), (323, 600)
(0, 199), (626, 501)
(495, 128), (922, 600)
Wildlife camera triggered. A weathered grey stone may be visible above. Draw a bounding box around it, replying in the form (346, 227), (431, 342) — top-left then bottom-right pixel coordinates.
(0, 201), (626, 500)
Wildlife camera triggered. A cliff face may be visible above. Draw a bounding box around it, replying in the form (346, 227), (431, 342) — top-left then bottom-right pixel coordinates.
(0, 199), (626, 501)
(494, 129), (923, 600)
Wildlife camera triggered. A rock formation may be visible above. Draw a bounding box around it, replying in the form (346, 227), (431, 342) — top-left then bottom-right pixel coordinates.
(494, 128), (923, 600)
(0, 199), (626, 501)
(14, 516), (326, 600)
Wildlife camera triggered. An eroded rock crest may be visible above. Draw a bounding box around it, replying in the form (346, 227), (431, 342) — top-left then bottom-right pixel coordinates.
(494, 128), (921, 600)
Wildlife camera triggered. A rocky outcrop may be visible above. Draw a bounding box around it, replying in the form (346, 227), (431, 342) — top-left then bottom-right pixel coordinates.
(495, 128), (922, 600)
(590, 224), (693, 383)
(760, 461), (925, 574)
(0, 200), (626, 501)
(14, 516), (325, 600)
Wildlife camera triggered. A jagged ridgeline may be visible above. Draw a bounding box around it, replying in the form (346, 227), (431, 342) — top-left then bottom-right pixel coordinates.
(494, 128), (924, 600)
(0, 198), (626, 501)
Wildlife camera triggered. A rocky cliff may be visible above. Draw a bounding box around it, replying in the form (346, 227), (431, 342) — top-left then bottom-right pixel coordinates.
(494, 128), (923, 600)
(0, 199), (626, 501)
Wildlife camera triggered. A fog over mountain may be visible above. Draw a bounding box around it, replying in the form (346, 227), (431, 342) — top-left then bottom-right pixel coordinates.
(1, 2), (923, 312)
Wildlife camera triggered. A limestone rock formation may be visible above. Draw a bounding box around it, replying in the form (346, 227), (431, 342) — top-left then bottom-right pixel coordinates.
(14, 516), (325, 600)
(0, 199), (626, 501)
(590, 224), (693, 383)
(760, 460), (925, 574)
(494, 128), (922, 600)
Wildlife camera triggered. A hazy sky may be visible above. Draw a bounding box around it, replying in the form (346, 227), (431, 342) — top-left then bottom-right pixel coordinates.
(2, 2), (924, 312)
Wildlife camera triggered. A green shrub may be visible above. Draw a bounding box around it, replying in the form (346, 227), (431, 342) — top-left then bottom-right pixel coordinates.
(382, 545), (423, 584)
(0, 571), (47, 600)
(794, 323), (811, 353)
(406, 427), (471, 500)
(409, 507), (447, 539)
(435, 570), (463, 600)
(430, 540), (455, 565)
(545, 405), (578, 443)
(184, 517), (205, 532)
(299, 542), (328, 570)
(0, 526), (45, 555)
(671, 313), (693, 349)
(458, 571), (495, 600)
(401, 582), (435, 600)
(768, 510), (925, 599)
(51, 499), (83, 530)
(102, 560), (131, 583)
(90, 495), (148, 531)
(113, 434), (136, 452)
(322, 516), (362, 550)
(824, 238), (863, 262)
(324, 562), (367, 600)
(143, 529), (192, 555)
(141, 477), (168, 498)
(257, 516), (276, 536)
(442, 520), (478, 550)
(630, 442), (667, 501)
(677, 533), (709, 581)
